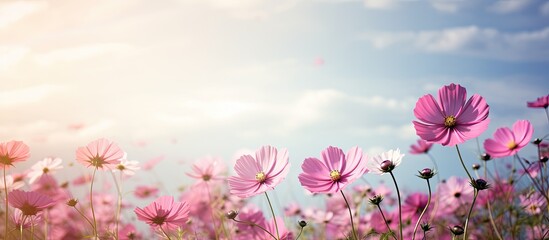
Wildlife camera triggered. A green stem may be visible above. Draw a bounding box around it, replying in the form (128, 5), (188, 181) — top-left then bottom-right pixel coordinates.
(455, 145), (473, 182)
(481, 162), (503, 240)
(340, 190), (358, 240)
(232, 218), (277, 240)
(389, 171), (403, 240)
(264, 192), (280, 240)
(376, 205), (396, 240)
(463, 189), (478, 240)
(295, 226), (304, 240)
(412, 179), (432, 240)
(89, 167), (98, 237)
(72, 206), (95, 230)
(110, 171), (122, 240)
(159, 225), (172, 240)
(4, 166), (9, 240)
(205, 183), (219, 240)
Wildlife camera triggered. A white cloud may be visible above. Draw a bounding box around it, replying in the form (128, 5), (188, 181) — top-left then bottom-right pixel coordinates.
(0, 46), (30, 72)
(541, 1), (549, 15)
(176, 0), (298, 19)
(33, 43), (134, 65)
(489, 0), (530, 13)
(0, 84), (64, 107)
(0, 1), (47, 29)
(362, 26), (549, 61)
(430, 0), (471, 13)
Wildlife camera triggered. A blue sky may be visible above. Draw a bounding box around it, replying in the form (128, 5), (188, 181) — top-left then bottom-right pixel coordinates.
(1, 0), (548, 210)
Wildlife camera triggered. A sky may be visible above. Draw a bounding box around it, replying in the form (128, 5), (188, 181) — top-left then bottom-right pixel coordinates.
(1, 0), (549, 211)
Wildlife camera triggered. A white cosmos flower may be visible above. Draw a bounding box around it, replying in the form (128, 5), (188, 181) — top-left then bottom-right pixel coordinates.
(27, 157), (63, 184)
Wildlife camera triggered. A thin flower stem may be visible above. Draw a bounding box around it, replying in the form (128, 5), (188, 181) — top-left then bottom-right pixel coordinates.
(110, 171), (123, 240)
(463, 189), (478, 240)
(455, 145), (474, 182)
(340, 190), (358, 240)
(4, 166), (9, 240)
(20, 215), (24, 240)
(264, 192), (280, 240)
(516, 154), (549, 202)
(481, 162), (503, 240)
(205, 183), (220, 240)
(544, 107), (549, 125)
(159, 225), (173, 240)
(412, 179), (432, 240)
(426, 154), (441, 221)
(89, 167), (98, 237)
(30, 218), (34, 240)
(389, 171), (403, 240)
(72, 206), (95, 231)
(232, 218), (277, 240)
(376, 205), (396, 240)
(295, 226), (304, 240)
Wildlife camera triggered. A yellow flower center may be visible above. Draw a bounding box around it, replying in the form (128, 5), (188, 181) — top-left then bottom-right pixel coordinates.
(42, 167), (49, 173)
(255, 172), (266, 183)
(330, 170), (341, 181)
(444, 116), (456, 127)
(202, 174), (211, 181)
(507, 141), (517, 150)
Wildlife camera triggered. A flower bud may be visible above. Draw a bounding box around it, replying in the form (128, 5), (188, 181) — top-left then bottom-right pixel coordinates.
(450, 225), (464, 236)
(540, 156), (548, 163)
(471, 178), (490, 191)
(418, 168), (435, 179)
(472, 164), (480, 170)
(226, 210), (238, 220)
(298, 220), (307, 228)
(480, 153), (491, 161)
(533, 138), (542, 145)
(368, 195), (384, 206)
(380, 160), (395, 172)
(66, 198), (78, 207)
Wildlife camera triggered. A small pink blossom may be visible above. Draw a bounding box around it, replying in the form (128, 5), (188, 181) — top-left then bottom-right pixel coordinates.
(484, 120), (533, 158)
(76, 138), (124, 169)
(134, 196), (190, 230)
(228, 146), (290, 198)
(187, 156), (226, 186)
(298, 146), (368, 194)
(527, 94), (549, 108)
(409, 139), (433, 154)
(134, 185), (159, 199)
(0, 140), (30, 168)
(413, 83), (490, 146)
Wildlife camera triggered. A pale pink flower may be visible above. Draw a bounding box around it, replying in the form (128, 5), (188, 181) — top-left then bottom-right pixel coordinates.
(8, 190), (55, 216)
(186, 156), (226, 186)
(437, 177), (474, 211)
(367, 148), (404, 175)
(483, 120), (533, 158)
(0, 140), (30, 168)
(527, 94), (549, 108)
(134, 185), (159, 199)
(134, 195), (190, 230)
(0, 175), (24, 195)
(409, 139), (433, 154)
(298, 146), (368, 194)
(27, 157), (64, 184)
(12, 209), (43, 229)
(520, 192), (546, 215)
(113, 153), (140, 176)
(228, 146), (290, 198)
(76, 138), (124, 169)
(72, 173), (92, 185)
(413, 83), (490, 146)
(119, 223), (142, 240)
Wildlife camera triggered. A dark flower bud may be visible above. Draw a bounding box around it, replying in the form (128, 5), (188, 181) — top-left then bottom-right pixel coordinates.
(66, 198), (78, 207)
(470, 178), (490, 191)
(533, 138), (542, 145)
(540, 156), (548, 163)
(368, 195), (384, 206)
(226, 210), (238, 220)
(472, 164), (480, 170)
(450, 225), (464, 236)
(480, 153), (491, 161)
(420, 222), (432, 232)
(380, 160), (395, 172)
(298, 220), (307, 228)
(417, 168), (435, 179)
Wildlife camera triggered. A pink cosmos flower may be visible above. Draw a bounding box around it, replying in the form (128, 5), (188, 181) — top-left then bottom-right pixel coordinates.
(12, 209), (43, 229)
(483, 120), (533, 158)
(8, 190), (55, 216)
(409, 139), (433, 154)
(187, 156), (226, 186)
(228, 145), (290, 198)
(0, 175), (24, 195)
(76, 138), (124, 169)
(527, 94), (549, 108)
(413, 83), (490, 146)
(0, 140), (30, 168)
(437, 177), (473, 211)
(134, 196), (190, 230)
(520, 192), (546, 215)
(298, 146), (368, 194)
(134, 185), (159, 199)
(27, 157), (64, 184)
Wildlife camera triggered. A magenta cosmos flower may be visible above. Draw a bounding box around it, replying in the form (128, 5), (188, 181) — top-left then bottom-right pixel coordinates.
(413, 83), (490, 146)
(76, 138), (124, 169)
(409, 139), (433, 155)
(187, 156), (226, 186)
(298, 146), (368, 194)
(527, 94), (549, 108)
(134, 196), (190, 230)
(228, 146), (290, 198)
(483, 120), (533, 158)
(0, 140), (30, 169)
(8, 190), (55, 216)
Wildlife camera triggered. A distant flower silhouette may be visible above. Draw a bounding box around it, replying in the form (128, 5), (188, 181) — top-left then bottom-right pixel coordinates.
(8, 190), (55, 216)
(409, 139), (433, 155)
(484, 120), (533, 158)
(299, 146), (368, 194)
(134, 185), (159, 199)
(134, 196), (190, 230)
(228, 146), (290, 198)
(527, 94), (549, 108)
(0, 141), (30, 168)
(413, 83), (490, 146)
(76, 138), (124, 169)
